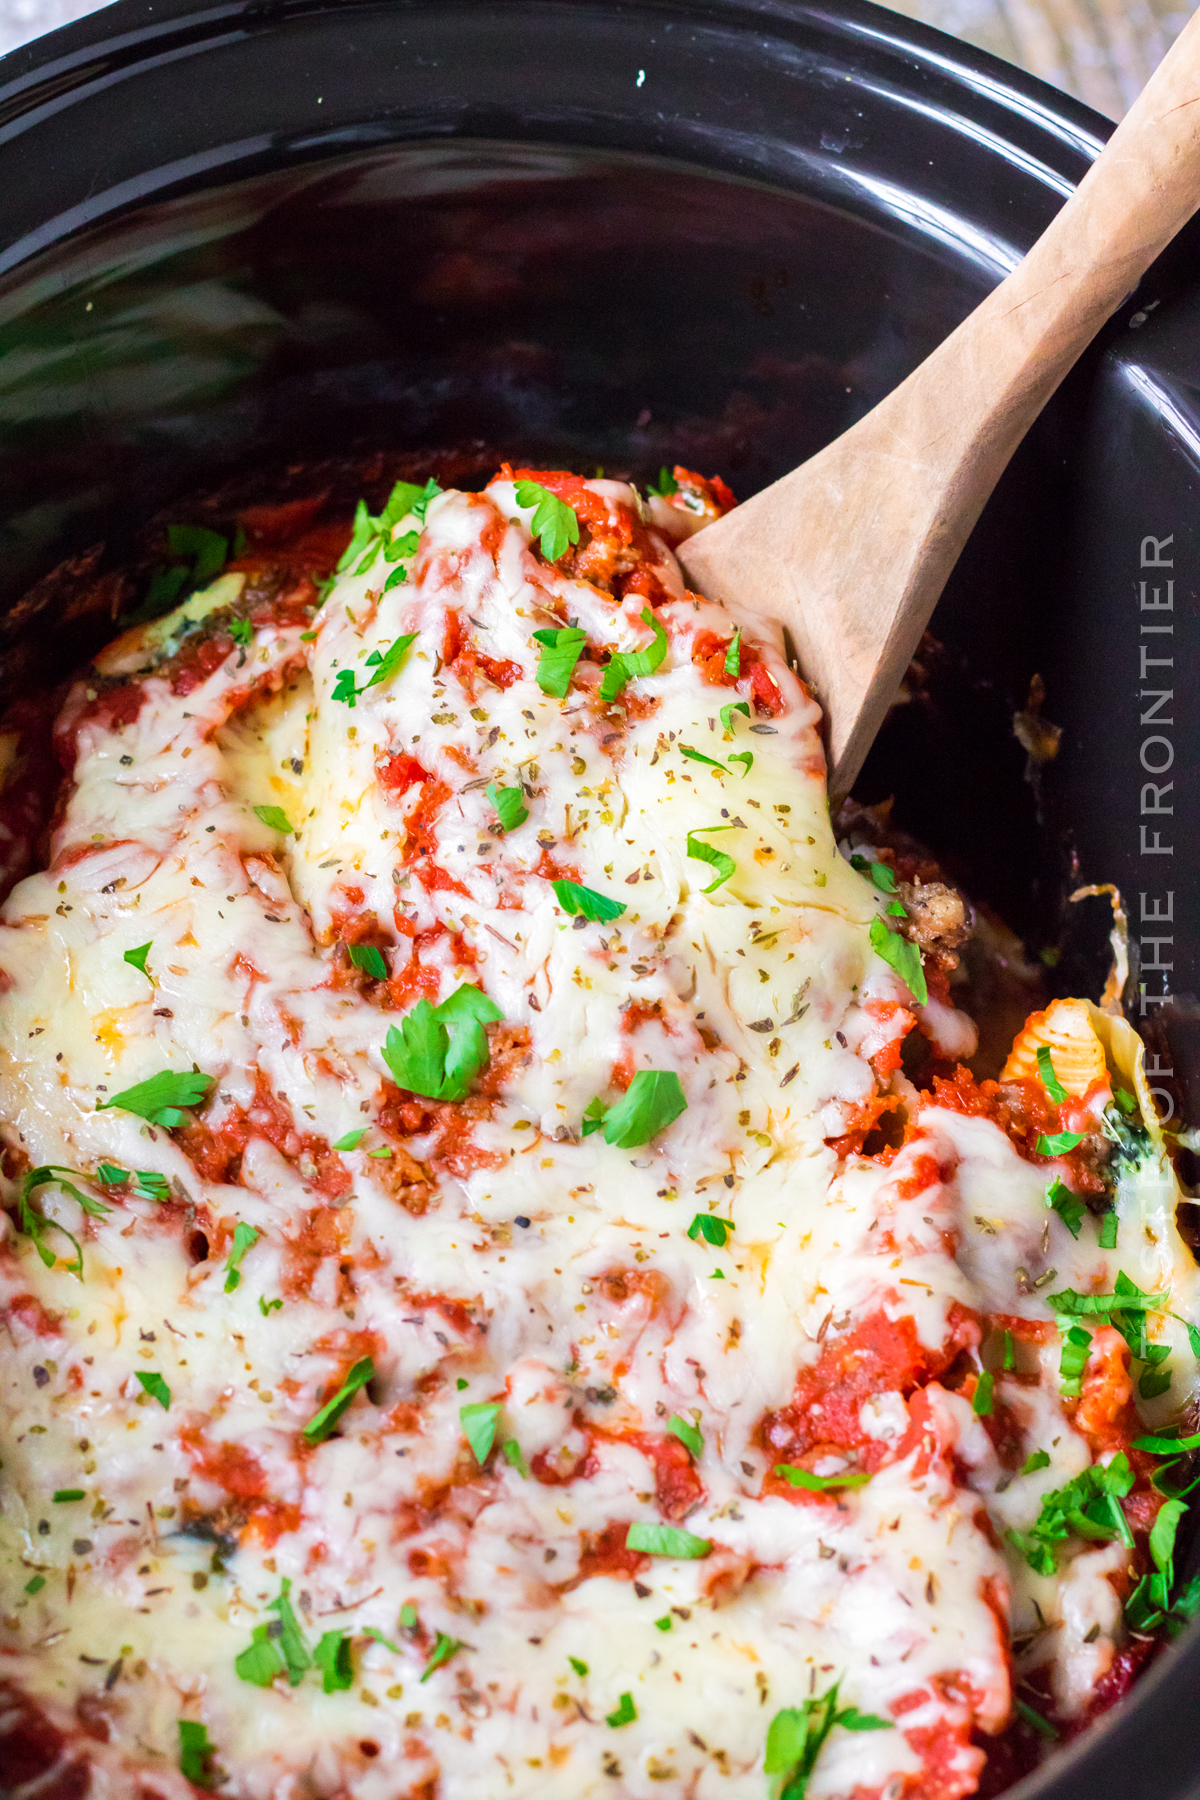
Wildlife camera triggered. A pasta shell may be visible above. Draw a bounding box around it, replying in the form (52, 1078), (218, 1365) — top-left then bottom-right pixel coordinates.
(1000, 997), (1109, 1098)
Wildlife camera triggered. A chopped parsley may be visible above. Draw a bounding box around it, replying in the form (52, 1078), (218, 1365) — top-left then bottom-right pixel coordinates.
(775, 1464), (870, 1492)
(1036, 1044), (1068, 1103)
(349, 943), (388, 980)
(720, 699), (750, 732)
(514, 480), (580, 562)
(382, 983), (504, 1102)
(606, 1691), (637, 1727)
(331, 668), (360, 707)
(97, 1068), (214, 1128)
(1058, 1325), (1092, 1397)
(362, 632), (417, 692)
(679, 744), (727, 771)
(667, 1413), (704, 1460)
(332, 1128), (366, 1152)
(228, 616), (253, 646)
(1098, 1210), (1119, 1249)
(687, 1213), (732, 1247)
(533, 624), (586, 697)
(313, 1629), (354, 1692)
(252, 804), (294, 835)
(178, 1719), (219, 1789)
(1014, 1700), (1059, 1741)
(1008, 1452), (1135, 1575)
(647, 466), (678, 496)
(24, 1574), (45, 1595)
(460, 1401), (501, 1465)
(420, 1631), (465, 1682)
(972, 1371), (994, 1416)
(766, 1682), (891, 1800)
(1022, 1449), (1051, 1475)
(487, 781), (529, 832)
(1046, 1178), (1086, 1239)
(868, 914), (927, 1006)
(850, 853), (897, 894)
(259, 1295), (282, 1316)
(303, 1356), (374, 1444)
(569, 1655), (589, 1676)
(724, 628), (741, 676)
(53, 1488), (85, 1502)
(687, 826), (737, 893)
(626, 1521), (711, 1558)
(502, 1437), (530, 1477)
(223, 1221), (260, 1293)
(599, 608), (668, 703)
(235, 1578), (313, 1688)
(598, 1070), (687, 1148)
(124, 942), (152, 977)
(654, 1614), (672, 1631)
(16, 1166), (110, 1276)
(551, 877), (625, 922)
(337, 482), (439, 581)
(135, 1370), (171, 1410)
(1048, 1270), (1176, 1394)
(168, 523), (227, 585)
(1036, 1129), (1083, 1156)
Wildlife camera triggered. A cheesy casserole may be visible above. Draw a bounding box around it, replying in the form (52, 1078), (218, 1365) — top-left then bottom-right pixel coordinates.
(0, 466), (1195, 1800)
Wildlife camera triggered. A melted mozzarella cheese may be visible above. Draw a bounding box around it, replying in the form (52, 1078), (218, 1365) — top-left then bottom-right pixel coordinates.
(0, 476), (1194, 1800)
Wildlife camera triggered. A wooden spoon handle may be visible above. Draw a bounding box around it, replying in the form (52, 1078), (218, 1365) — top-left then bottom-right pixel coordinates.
(680, 7), (1200, 795)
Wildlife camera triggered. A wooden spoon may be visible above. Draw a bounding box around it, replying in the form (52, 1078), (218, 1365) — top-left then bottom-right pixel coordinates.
(679, 7), (1200, 797)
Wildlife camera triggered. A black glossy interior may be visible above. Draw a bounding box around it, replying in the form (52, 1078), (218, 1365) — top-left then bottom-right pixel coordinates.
(0, 4), (1198, 1793)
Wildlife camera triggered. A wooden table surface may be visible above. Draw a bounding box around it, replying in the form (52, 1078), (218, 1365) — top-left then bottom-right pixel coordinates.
(0, 0), (1184, 125)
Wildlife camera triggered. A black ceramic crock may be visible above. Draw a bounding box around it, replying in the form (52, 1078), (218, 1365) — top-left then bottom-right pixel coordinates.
(0, 1), (1198, 1795)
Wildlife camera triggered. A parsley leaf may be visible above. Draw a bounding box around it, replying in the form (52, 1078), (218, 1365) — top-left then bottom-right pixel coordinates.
(486, 782), (529, 832)
(168, 523), (227, 585)
(765, 1681), (891, 1800)
(228, 616), (253, 646)
(687, 826), (737, 893)
(16, 1166), (109, 1276)
(135, 1370), (171, 1409)
(569, 1656), (589, 1676)
(774, 1464), (870, 1491)
(303, 1356), (374, 1444)
(332, 1127), (366, 1151)
(349, 944), (388, 980)
(729, 751), (754, 776)
(24, 1574), (45, 1595)
(382, 984), (504, 1102)
(362, 632), (417, 692)
(850, 853), (897, 893)
(98, 1068), (214, 1129)
(868, 915), (927, 1006)
(259, 1295), (282, 1316)
(1036, 1043), (1068, 1103)
(314, 1629), (354, 1693)
(626, 1521), (711, 1558)
(460, 1401), (501, 1465)
(601, 1070), (687, 1148)
(599, 608), (668, 702)
(679, 744), (727, 771)
(1015, 1701), (1059, 1741)
(1037, 1129), (1084, 1156)
(1008, 1452), (1135, 1574)
(533, 625), (586, 698)
(654, 1614), (672, 1631)
(551, 877), (625, 922)
(502, 1437), (530, 1477)
(224, 1221), (260, 1293)
(124, 942), (152, 977)
(253, 804), (294, 835)
(514, 480), (580, 562)
(1058, 1324), (1092, 1397)
(972, 1371), (994, 1416)
(134, 1170), (170, 1200)
(607, 1691), (637, 1727)
(1022, 1449), (1051, 1475)
(178, 1719), (219, 1789)
(331, 667), (360, 708)
(724, 628), (741, 677)
(720, 699), (750, 732)
(1046, 1178), (1086, 1239)
(1046, 1277), (1168, 1319)
(647, 467), (678, 496)
(667, 1414), (704, 1460)
(420, 1631), (465, 1682)
(1098, 1210), (1119, 1248)
(687, 1213), (732, 1246)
